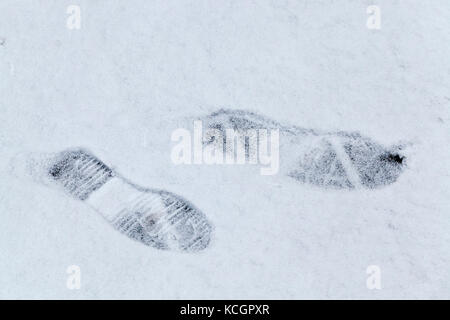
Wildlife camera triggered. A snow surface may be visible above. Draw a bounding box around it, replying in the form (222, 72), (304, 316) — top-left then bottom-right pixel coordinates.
(1, 0), (449, 299)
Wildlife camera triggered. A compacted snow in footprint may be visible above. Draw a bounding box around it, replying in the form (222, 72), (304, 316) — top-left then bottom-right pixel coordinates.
(200, 108), (407, 189)
(0, 1), (449, 299)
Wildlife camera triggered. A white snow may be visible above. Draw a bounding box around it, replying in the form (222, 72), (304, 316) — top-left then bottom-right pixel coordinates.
(0, 0), (449, 299)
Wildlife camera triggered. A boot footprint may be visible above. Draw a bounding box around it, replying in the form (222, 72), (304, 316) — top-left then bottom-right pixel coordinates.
(44, 148), (212, 252)
(201, 109), (406, 189)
